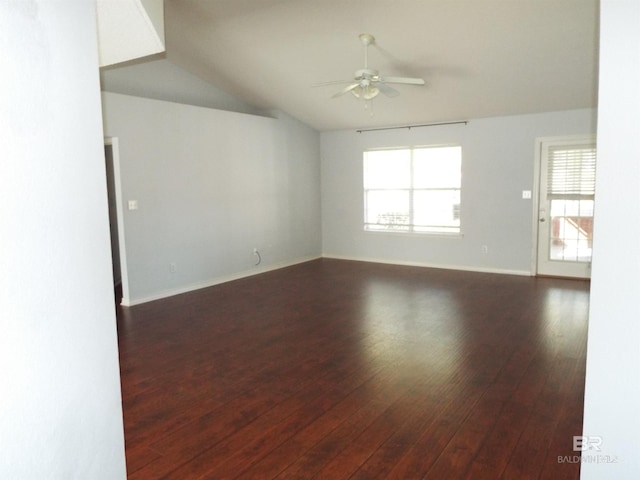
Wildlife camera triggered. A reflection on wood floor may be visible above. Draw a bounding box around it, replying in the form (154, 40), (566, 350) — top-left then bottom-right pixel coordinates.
(117, 258), (589, 479)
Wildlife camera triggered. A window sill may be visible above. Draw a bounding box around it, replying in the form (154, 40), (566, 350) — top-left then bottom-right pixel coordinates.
(364, 229), (464, 239)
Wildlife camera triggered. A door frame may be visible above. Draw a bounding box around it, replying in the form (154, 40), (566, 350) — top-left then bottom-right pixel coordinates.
(531, 134), (596, 277)
(104, 136), (131, 305)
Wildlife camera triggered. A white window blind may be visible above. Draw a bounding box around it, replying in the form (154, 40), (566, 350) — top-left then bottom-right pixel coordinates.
(547, 145), (596, 199)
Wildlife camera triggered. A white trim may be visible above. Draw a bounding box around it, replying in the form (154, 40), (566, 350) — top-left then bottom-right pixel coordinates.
(363, 230), (464, 240)
(121, 255), (322, 306)
(121, 252), (535, 306)
(321, 254), (532, 277)
(531, 138), (543, 275)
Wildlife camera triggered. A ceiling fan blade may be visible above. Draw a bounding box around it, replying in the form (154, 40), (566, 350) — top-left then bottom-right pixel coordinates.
(332, 83), (360, 98)
(312, 79), (356, 87)
(381, 76), (425, 85)
(376, 81), (400, 97)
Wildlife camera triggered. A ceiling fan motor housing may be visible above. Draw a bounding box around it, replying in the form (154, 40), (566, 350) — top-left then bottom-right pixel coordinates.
(355, 69), (379, 80)
(359, 33), (375, 46)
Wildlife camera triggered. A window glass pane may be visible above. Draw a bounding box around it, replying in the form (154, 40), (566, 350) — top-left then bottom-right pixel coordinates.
(364, 149), (410, 189)
(550, 199), (567, 217)
(579, 199), (594, 217)
(549, 199), (593, 263)
(413, 146), (461, 188)
(414, 190), (461, 227)
(363, 146), (462, 234)
(365, 190), (409, 228)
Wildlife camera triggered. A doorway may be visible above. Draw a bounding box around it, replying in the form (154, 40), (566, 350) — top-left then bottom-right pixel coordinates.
(535, 136), (596, 278)
(105, 144), (121, 289)
(104, 137), (130, 304)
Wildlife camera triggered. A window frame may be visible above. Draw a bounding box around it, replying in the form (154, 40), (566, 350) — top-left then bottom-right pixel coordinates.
(363, 144), (463, 236)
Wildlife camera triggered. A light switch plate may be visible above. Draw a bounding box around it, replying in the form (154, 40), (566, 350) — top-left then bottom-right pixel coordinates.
(522, 190), (532, 199)
(128, 200), (138, 210)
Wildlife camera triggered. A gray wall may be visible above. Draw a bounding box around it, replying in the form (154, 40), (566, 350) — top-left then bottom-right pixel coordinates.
(102, 92), (322, 305)
(321, 108), (596, 274)
(0, 2), (126, 478)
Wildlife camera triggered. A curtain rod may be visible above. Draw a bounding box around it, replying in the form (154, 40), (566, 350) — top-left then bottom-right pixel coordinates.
(356, 120), (468, 133)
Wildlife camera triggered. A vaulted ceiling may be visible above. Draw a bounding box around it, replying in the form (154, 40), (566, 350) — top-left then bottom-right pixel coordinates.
(160, 0), (599, 131)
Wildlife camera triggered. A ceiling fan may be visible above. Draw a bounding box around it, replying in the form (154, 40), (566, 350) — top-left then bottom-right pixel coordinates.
(314, 33), (425, 101)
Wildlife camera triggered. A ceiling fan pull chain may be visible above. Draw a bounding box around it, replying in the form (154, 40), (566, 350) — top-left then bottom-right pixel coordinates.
(364, 98), (375, 117)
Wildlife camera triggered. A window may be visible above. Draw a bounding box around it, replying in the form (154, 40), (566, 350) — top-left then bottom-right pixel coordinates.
(363, 146), (462, 234)
(546, 143), (596, 262)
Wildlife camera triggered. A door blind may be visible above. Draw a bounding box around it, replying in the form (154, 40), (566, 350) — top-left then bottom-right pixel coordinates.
(547, 145), (596, 198)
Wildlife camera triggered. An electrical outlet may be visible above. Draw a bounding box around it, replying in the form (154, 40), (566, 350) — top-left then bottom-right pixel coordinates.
(170, 263), (176, 273)
(482, 245), (488, 254)
(253, 248), (261, 266)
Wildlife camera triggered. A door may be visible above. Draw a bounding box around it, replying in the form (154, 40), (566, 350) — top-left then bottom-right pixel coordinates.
(536, 136), (596, 278)
(105, 144), (121, 287)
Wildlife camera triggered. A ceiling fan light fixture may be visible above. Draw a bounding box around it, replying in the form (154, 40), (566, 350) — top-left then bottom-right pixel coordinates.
(351, 84), (380, 100)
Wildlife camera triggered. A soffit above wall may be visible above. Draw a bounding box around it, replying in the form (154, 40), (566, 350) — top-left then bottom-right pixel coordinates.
(96, 0), (165, 67)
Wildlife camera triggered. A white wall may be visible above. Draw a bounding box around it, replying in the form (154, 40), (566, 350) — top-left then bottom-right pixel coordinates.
(0, 2), (126, 479)
(581, 1), (640, 478)
(321, 109), (596, 274)
(102, 92), (322, 305)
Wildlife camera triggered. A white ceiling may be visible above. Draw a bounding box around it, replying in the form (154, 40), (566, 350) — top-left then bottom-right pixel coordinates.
(162, 0), (599, 131)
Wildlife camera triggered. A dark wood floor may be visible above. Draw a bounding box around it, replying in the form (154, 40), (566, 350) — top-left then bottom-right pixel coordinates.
(116, 259), (589, 479)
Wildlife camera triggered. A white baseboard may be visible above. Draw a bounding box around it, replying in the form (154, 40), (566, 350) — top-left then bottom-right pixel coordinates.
(120, 253), (532, 307)
(121, 255), (322, 306)
(321, 254), (533, 277)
